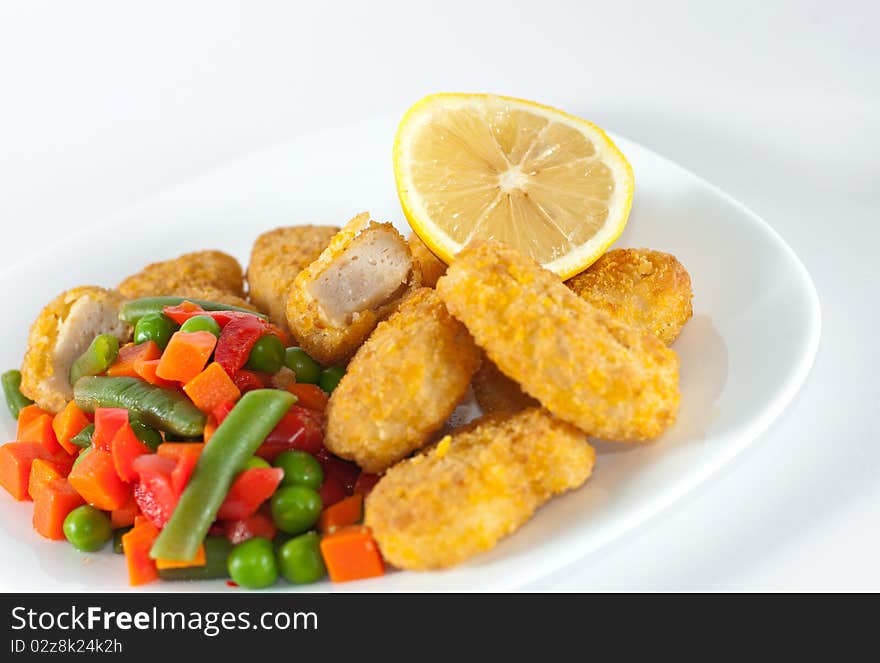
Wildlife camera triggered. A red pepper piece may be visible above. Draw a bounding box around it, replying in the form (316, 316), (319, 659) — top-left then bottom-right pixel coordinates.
(232, 370), (268, 394)
(132, 454), (178, 529)
(214, 316), (267, 377)
(163, 303), (265, 329)
(316, 448), (360, 495)
(255, 405), (325, 461)
(318, 474), (346, 508)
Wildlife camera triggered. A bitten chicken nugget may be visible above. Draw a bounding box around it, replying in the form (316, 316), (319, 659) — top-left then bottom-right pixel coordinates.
(437, 240), (680, 441)
(365, 408), (595, 570)
(566, 248), (693, 345)
(408, 233), (447, 288)
(471, 354), (538, 414)
(247, 225), (339, 330)
(285, 213), (421, 365)
(325, 288), (480, 473)
(20, 287), (131, 412)
(118, 250), (244, 300)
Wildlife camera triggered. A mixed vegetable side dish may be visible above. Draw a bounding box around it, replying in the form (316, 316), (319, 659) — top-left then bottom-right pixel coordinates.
(1, 93), (697, 587)
(1, 297), (383, 588)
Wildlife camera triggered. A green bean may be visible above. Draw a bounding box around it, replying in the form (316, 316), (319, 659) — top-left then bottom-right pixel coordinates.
(2, 370), (33, 419)
(150, 389), (295, 561)
(158, 537), (233, 581)
(130, 421), (162, 451)
(69, 334), (119, 385)
(119, 297), (267, 324)
(74, 376), (206, 438)
(69, 423), (95, 449)
(113, 526), (133, 554)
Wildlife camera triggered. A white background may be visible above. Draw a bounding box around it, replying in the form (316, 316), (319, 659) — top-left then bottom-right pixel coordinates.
(0, 0), (877, 590)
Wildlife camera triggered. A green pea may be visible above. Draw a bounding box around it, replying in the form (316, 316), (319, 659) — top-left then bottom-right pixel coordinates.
(270, 485), (322, 534)
(180, 315), (221, 337)
(274, 450), (323, 490)
(318, 366), (345, 393)
(227, 537), (278, 589)
(113, 526), (133, 554)
(245, 335), (285, 373)
(242, 456), (271, 470)
(130, 421), (162, 451)
(284, 347), (321, 384)
(63, 505), (112, 552)
(277, 532), (326, 584)
(134, 313), (177, 350)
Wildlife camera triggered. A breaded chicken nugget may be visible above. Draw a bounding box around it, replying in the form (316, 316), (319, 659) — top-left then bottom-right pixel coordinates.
(20, 287), (131, 412)
(325, 288), (480, 473)
(118, 250), (245, 300)
(407, 233), (447, 288)
(365, 408), (595, 570)
(286, 213), (421, 365)
(247, 225), (339, 330)
(172, 285), (258, 312)
(471, 354), (538, 414)
(437, 240), (680, 441)
(566, 248), (693, 345)
(474, 249), (692, 414)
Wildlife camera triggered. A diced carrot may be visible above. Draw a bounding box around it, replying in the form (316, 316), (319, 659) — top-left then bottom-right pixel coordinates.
(111, 491), (140, 528)
(0, 442), (56, 500)
(156, 331), (217, 383)
(320, 525), (385, 583)
(203, 416), (218, 443)
(318, 493), (363, 534)
(156, 442), (205, 461)
(183, 362), (241, 414)
(17, 404), (50, 435)
(133, 358), (177, 388)
(18, 413), (61, 454)
(122, 520), (160, 586)
(93, 408), (129, 452)
(110, 423), (151, 482)
(27, 458), (64, 500)
(107, 341), (162, 378)
(52, 401), (91, 455)
(32, 478), (86, 540)
(68, 448), (131, 510)
(155, 543), (206, 570)
(287, 383), (329, 412)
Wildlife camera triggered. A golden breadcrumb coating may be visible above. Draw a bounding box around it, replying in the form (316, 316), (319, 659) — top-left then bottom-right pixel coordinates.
(365, 408), (595, 570)
(325, 288), (480, 473)
(566, 248), (693, 345)
(118, 250), (245, 300)
(471, 354), (538, 414)
(437, 240), (680, 441)
(285, 213), (421, 365)
(20, 286), (131, 412)
(407, 233), (447, 288)
(246, 225), (339, 331)
(474, 248), (692, 414)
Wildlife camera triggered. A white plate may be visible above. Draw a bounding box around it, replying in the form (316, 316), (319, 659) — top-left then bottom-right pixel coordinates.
(0, 115), (820, 591)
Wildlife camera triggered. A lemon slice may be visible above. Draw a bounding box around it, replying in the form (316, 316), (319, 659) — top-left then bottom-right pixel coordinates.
(393, 93), (634, 279)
